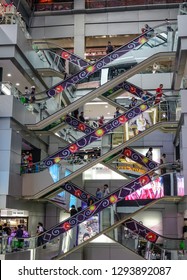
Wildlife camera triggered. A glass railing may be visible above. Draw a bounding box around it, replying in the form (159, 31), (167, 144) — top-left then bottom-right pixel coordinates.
(28, 23), (176, 128)
(21, 104), (178, 179)
(32, 42), (89, 70)
(21, 129), (178, 203)
(21, 96), (158, 173)
(0, 81), (47, 115)
(179, 2), (187, 15)
(105, 224), (187, 260)
(0, 4), (31, 38)
(1, 195), (185, 260)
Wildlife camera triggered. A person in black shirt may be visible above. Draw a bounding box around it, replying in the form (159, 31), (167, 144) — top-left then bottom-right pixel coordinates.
(70, 205), (78, 216)
(79, 112), (85, 123)
(146, 147), (153, 160)
(106, 41), (114, 54)
(15, 225), (24, 248)
(3, 223), (11, 236)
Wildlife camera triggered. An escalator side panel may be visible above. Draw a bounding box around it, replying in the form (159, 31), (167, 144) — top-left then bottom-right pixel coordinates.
(43, 97), (157, 167)
(43, 172), (152, 242)
(46, 33), (151, 97)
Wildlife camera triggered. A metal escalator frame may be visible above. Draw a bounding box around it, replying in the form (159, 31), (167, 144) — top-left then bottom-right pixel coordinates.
(27, 51), (175, 130)
(26, 121), (178, 200)
(54, 196), (182, 260)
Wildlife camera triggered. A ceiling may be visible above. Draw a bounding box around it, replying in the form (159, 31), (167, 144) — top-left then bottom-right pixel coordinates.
(0, 59), (34, 94)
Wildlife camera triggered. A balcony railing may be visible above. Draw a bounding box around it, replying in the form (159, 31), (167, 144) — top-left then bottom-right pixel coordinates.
(35, 1), (74, 12)
(85, 0), (183, 9)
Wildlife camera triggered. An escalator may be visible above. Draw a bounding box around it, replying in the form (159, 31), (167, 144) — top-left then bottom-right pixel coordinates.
(22, 119), (177, 199)
(27, 23), (176, 130)
(25, 168), (166, 244)
(40, 148), (182, 260)
(4, 196), (182, 260)
(17, 23), (181, 260)
(32, 96), (159, 168)
(20, 135), (181, 259)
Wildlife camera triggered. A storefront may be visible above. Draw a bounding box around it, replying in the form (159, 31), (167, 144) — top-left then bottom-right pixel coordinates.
(0, 209), (29, 230)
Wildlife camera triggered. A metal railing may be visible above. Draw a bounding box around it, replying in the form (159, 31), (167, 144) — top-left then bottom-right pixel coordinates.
(0, 4), (31, 38)
(179, 2), (187, 14)
(34, 1), (74, 12)
(85, 0), (183, 9)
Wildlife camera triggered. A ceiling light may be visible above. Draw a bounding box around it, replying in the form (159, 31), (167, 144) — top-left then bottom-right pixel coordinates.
(7, 73), (11, 77)
(86, 102), (108, 105)
(105, 105), (108, 108)
(107, 112), (110, 114)
(16, 83), (20, 86)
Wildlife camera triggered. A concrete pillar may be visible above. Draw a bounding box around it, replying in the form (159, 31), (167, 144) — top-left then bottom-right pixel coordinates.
(181, 90), (187, 195)
(0, 67), (3, 83)
(74, 0), (85, 59)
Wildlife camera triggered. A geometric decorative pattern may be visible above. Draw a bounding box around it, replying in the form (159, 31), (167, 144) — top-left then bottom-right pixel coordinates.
(42, 96), (157, 167)
(43, 78), (151, 131)
(46, 31), (152, 97)
(61, 181), (96, 204)
(43, 171), (152, 241)
(122, 147), (159, 170)
(60, 49), (89, 69)
(124, 218), (159, 243)
(102, 80), (153, 99)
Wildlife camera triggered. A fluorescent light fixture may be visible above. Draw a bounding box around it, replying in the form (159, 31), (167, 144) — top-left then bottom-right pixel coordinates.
(1, 84), (11, 95)
(55, 132), (60, 137)
(86, 102), (108, 105)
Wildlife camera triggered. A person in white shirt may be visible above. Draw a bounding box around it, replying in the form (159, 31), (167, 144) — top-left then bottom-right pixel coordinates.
(160, 153), (166, 174)
(103, 184), (110, 196)
(136, 114), (147, 133)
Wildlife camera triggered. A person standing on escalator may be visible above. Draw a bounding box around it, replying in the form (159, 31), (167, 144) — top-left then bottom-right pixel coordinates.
(146, 147), (153, 160)
(106, 41), (114, 54)
(136, 114), (147, 134)
(141, 24), (154, 38)
(79, 111), (85, 123)
(155, 83), (163, 104)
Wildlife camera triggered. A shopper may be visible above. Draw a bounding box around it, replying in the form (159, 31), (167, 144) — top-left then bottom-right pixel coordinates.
(160, 153), (167, 174)
(70, 205), (78, 216)
(36, 222), (46, 248)
(103, 184), (110, 196)
(114, 107), (121, 118)
(136, 114), (147, 133)
(30, 86), (36, 103)
(79, 111), (85, 123)
(155, 84), (163, 104)
(106, 41), (114, 54)
(96, 187), (102, 199)
(15, 225), (24, 249)
(98, 115), (104, 127)
(129, 97), (138, 109)
(87, 196), (95, 206)
(146, 147), (153, 160)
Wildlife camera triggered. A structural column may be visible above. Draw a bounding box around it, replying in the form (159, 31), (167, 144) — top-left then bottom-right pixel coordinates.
(181, 90), (187, 195)
(74, 0), (85, 59)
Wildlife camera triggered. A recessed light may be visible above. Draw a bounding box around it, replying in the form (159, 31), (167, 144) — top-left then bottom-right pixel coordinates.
(7, 73), (11, 77)
(105, 105), (108, 108)
(16, 83), (20, 86)
(107, 112), (110, 115)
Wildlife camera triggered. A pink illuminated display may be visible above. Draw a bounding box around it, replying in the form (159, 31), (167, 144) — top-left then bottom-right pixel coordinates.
(177, 175), (184, 196)
(125, 176), (164, 200)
